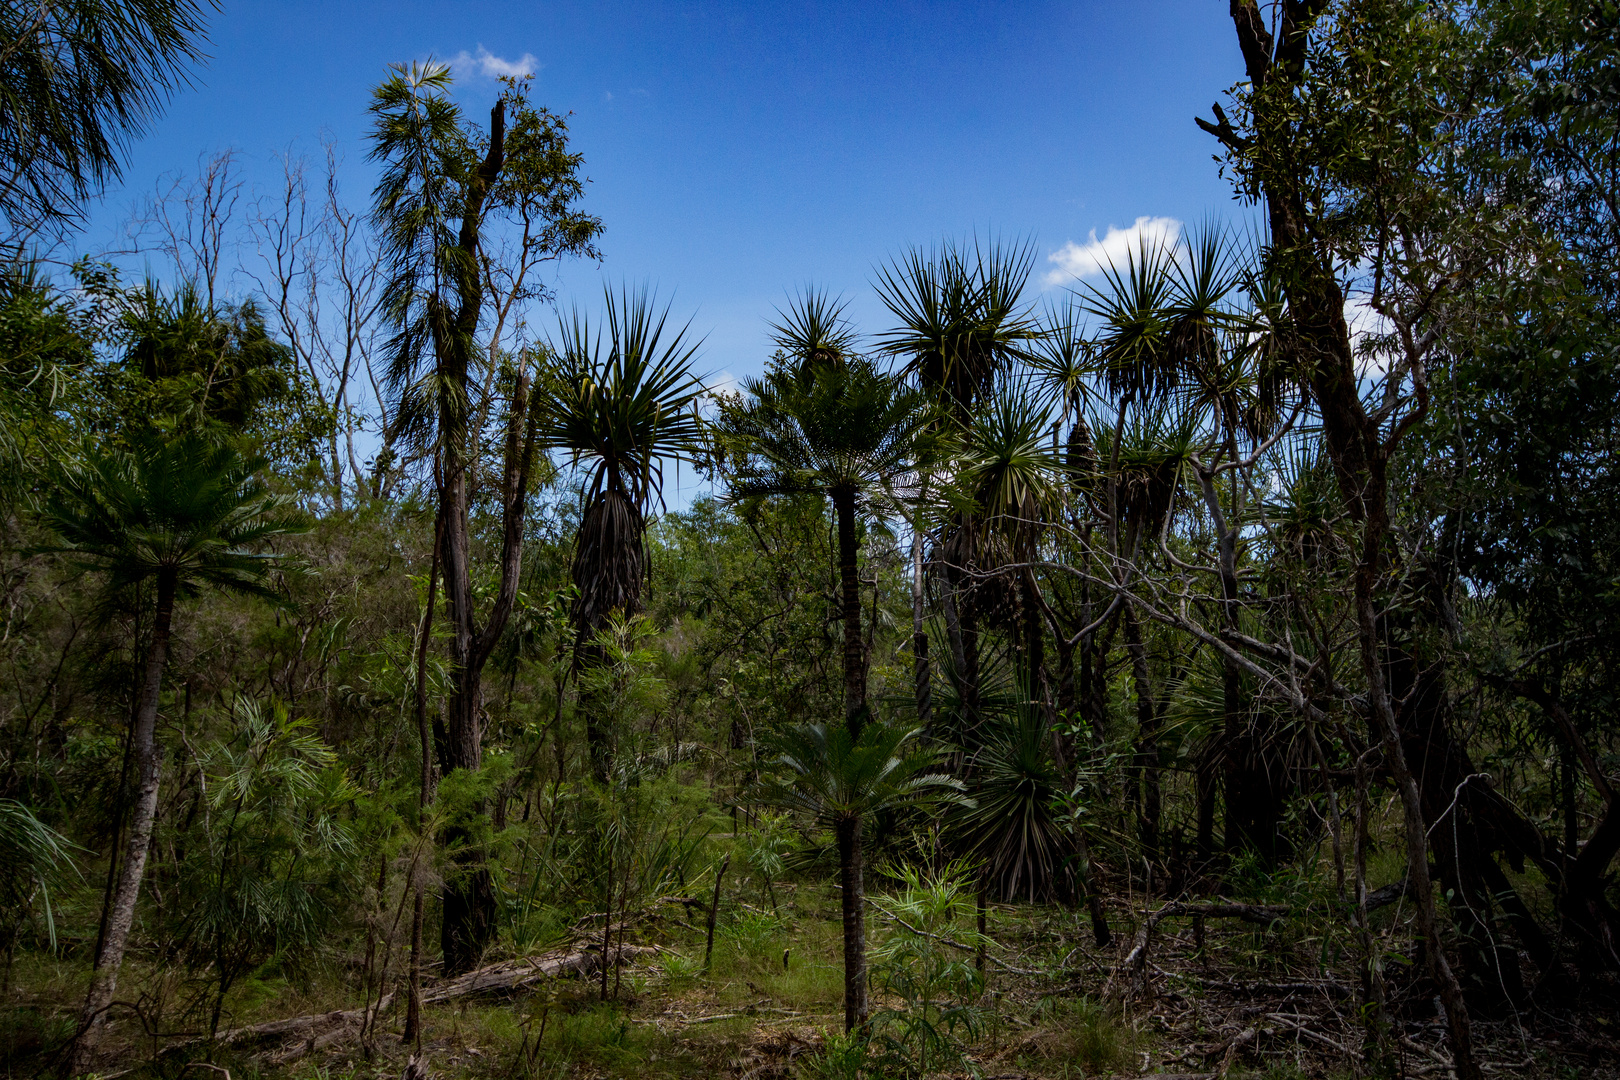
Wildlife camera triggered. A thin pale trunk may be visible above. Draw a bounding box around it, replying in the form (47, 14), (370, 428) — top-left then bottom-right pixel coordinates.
(67, 571), (176, 1074)
(836, 816), (868, 1033)
(834, 487), (865, 738)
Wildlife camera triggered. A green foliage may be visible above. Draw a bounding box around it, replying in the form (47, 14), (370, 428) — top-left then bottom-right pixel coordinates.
(756, 721), (967, 829)
(796, 1028), (871, 1080)
(39, 432), (305, 601)
(0, 0), (213, 232)
(959, 703), (1073, 902)
(169, 697), (356, 1033)
(0, 800), (77, 958)
(869, 861), (987, 1077)
(716, 353), (931, 517)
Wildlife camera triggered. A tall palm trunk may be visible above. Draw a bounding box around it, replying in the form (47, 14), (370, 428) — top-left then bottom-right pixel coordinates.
(835, 815), (869, 1033)
(67, 570), (176, 1073)
(833, 487), (866, 738)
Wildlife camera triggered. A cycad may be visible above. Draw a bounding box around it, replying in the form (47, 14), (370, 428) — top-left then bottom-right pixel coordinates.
(718, 354), (929, 736)
(541, 285), (706, 778)
(756, 720), (967, 1033)
(46, 434), (302, 1073)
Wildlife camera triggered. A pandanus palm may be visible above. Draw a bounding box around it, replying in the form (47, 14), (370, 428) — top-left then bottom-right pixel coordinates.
(876, 237), (1044, 741)
(949, 379), (1068, 698)
(541, 286), (706, 780)
(874, 235), (1043, 421)
(717, 351), (929, 737)
(47, 435), (302, 1073)
(756, 721), (966, 1033)
(1081, 224), (1297, 862)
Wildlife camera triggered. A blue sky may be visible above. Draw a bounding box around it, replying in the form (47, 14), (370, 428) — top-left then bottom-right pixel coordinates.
(82, 1), (1251, 392)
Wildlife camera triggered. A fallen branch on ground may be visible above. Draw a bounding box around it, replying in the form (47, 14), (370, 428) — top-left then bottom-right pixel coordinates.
(1105, 901), (1290, 1002)
(164, 943), (657, 1065)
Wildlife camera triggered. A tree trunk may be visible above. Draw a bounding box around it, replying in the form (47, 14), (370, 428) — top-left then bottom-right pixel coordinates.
(835, 815), (869, 1033)
(405, 519), (441, 1045)
(434, 358), (537, 975)
(912, 514), (931, 732)
(66, 570), (176, 1074)
(1122, 605), (1160, 862)
(1355, 523), (1480, 1080)
(833, 487), (866, 738)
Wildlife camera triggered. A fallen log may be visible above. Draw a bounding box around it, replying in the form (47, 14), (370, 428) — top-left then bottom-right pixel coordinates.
(169, 943), (658, 1064)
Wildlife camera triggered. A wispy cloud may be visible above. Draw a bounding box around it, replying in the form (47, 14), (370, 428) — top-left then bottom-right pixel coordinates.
(1043, 216), (1182, 287)
(450, 46), (539, 79)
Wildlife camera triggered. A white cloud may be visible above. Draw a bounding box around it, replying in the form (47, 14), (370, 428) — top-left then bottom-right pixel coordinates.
(450, 46), (539, 79)
(1043, 216), (1182, 287)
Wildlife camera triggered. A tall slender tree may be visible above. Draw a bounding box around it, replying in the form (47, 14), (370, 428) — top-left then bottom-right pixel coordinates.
(369, 61), (598, 973)
(756, 721), (964, 1033)
(716, 349), (928, 738)
(46, 435), (301, 1074)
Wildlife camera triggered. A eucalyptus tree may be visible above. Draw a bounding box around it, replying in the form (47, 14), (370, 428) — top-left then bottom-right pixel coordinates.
(1195, 1), (1499, 1067)
(45, 435), (302, 1074)
(540, 285), (705, 780)
(757, 721), (965, 1033)
(0, 0), (212, 236)
(716, 348), (929, 738)
(368, 61), (598, 973)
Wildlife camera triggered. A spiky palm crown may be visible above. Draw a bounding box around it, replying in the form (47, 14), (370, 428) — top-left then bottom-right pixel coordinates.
(540, 286), (706, 632)
(955, 702), (1073, 903)
(755, 720), (967, 826)
(720, 355), (929, 514)
(1090, 402), (1207, 544)
(874, 236), (1044, 421)
(768, 286), (860, 378)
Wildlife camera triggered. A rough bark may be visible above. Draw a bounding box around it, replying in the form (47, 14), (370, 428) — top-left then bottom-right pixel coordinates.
(66, 570), (176, 1075)
(430, 101), (544, 975)
(1211, 6), (1481, 1076)
(835, 815), (869, 1033)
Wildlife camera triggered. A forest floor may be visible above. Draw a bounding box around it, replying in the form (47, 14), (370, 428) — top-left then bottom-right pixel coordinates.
(8, 876), (1620, 1080)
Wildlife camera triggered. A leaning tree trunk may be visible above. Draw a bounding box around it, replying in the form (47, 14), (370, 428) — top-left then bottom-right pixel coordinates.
(835, 815), (869, 1033)
(66, 570), (176, 1074)
(832, 486), (866, 739)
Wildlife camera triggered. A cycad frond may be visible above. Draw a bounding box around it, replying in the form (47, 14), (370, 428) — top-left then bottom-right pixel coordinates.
(40, 433), (305, 601)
